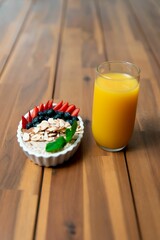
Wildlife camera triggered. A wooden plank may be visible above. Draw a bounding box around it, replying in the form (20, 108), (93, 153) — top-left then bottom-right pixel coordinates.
(37, 0), (140, 239)
(0, 0), (63, 187)
(0, 0), (64, 239)
(0, 0), (32, 73)
(98, 0), (160, 239)
(0, 190), (21, 240)
(35, 168), (52, 240)
(0, 189), (41, 240)
(82, 152), (139, 240)
(0, 0), (159, 239)
(126, 128), (160, 240)
(127, 0), (160, 65)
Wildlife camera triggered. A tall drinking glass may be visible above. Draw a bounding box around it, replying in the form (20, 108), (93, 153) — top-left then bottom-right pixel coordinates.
(92, 61), (140, 152)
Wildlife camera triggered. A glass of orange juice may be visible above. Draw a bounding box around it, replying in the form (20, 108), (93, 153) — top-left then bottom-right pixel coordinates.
(92, 61), (140, 152)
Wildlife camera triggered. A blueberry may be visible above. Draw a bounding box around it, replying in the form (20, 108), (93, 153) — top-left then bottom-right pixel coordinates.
(64, 112), (71, 120)
(66, 119), (73, 125)
(46, 109), (55, 117)
(43, 110), (48, 116)
(33, 123), (38, 127)
(72, 116), (78, 121)
(38, 111), (43, 116)
(32, 116), (40, 124)
(38, 111), (46, 117)
(38, 115), (45, 122)
(53, 114), (59, 119)
(44, 116), (49, 121)
(26, 122), (33, 129)
(54, 111), (64, 119)
(57, 111), (64, 118)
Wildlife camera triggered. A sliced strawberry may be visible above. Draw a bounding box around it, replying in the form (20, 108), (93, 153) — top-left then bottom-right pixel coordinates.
(44, 100), (49, 110)
(59, 102), (69, 112)
(39, 103), (44, 112)
(53, 100), (63, 111)
(22, 116), (28, 129)
(48, 99), (53, 109)
(71, 108), (80, 116)
(32, 106), (39, 118)
(27, 111), (32, 123)
(66, 104), (75, 114)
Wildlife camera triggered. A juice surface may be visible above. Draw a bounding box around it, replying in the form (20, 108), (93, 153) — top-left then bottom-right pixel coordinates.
(92, 73), (139, 150)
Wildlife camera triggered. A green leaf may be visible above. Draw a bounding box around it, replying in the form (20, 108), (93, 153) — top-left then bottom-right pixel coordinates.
(66, 120), (77, 142)
(46, 136), (67, 152)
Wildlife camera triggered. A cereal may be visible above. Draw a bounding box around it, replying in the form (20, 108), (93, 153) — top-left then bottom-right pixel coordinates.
(21, 118), (83, 155)
(22, 119), (72, 143)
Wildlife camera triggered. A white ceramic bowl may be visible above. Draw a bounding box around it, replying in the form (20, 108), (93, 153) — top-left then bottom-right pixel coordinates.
(17, 113), (84, 167)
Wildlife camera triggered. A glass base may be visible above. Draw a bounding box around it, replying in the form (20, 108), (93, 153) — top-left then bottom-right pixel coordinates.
(98, 144), (126, 152)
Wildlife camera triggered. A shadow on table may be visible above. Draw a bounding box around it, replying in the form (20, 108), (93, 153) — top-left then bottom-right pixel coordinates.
(127, 117), (160, 152)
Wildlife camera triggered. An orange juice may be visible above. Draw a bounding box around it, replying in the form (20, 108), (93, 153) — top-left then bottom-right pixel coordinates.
(92, 72), (139, 150)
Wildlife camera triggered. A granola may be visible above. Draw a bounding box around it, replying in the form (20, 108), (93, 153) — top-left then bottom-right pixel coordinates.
(21, 118), (83, 154)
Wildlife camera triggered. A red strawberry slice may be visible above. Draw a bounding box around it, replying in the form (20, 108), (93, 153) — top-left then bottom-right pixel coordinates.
(39, 103), (44, 112)
(44, 100), (49, 110)
(48, 99), (53, 109)
(59, 102), (69, 112)
(66, 104), (75, 114)
(32, 106), (39, 118)
(53, 100), (63, 111)
(71, 108), (80, 116)
(22, 116), (28, 129)
(27, 111), (32, 123)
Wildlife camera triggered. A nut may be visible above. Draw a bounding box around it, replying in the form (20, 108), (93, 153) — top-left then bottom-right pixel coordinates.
(23, 132), (30, 142)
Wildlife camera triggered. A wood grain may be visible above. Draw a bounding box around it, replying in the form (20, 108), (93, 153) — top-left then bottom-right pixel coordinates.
(127, 0), (160, 65)
(0, 0), (159, 239)
(38, 0), (140, 239)
(96, 0), (160, 239)
(0, 0), (64, 239)
(0, 0), (32, 73)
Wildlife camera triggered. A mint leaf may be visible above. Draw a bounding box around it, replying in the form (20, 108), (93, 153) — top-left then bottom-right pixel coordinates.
(46, 136), (67, 152)
(66, 120), (77, 142)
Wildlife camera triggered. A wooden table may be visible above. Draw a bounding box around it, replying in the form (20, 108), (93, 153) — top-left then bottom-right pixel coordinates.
(0, 0), (160, 239)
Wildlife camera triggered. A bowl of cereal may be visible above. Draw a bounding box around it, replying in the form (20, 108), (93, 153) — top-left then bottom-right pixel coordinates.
(17, 100), (84, 167)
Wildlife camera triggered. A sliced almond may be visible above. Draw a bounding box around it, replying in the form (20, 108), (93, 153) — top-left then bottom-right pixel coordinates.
(39, 131), (44, 135)
(22, 128), (33, 134)
(39, 135), (44, 141)
(23, 132), (30, 142)
(44, 135), (54, 141)
(48, 118), (55, 124)
(52, 119), (60, 128)
(59, 119), (65, 128)
(48, 132), (57, 137)
(33, 127), (40, 133)
(31, 134), (42, 141)
(40, 121), (49, 130)
(47, 137), (54, 142)
(65, 122), (70, 128)
(47, 126), (57, 132)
